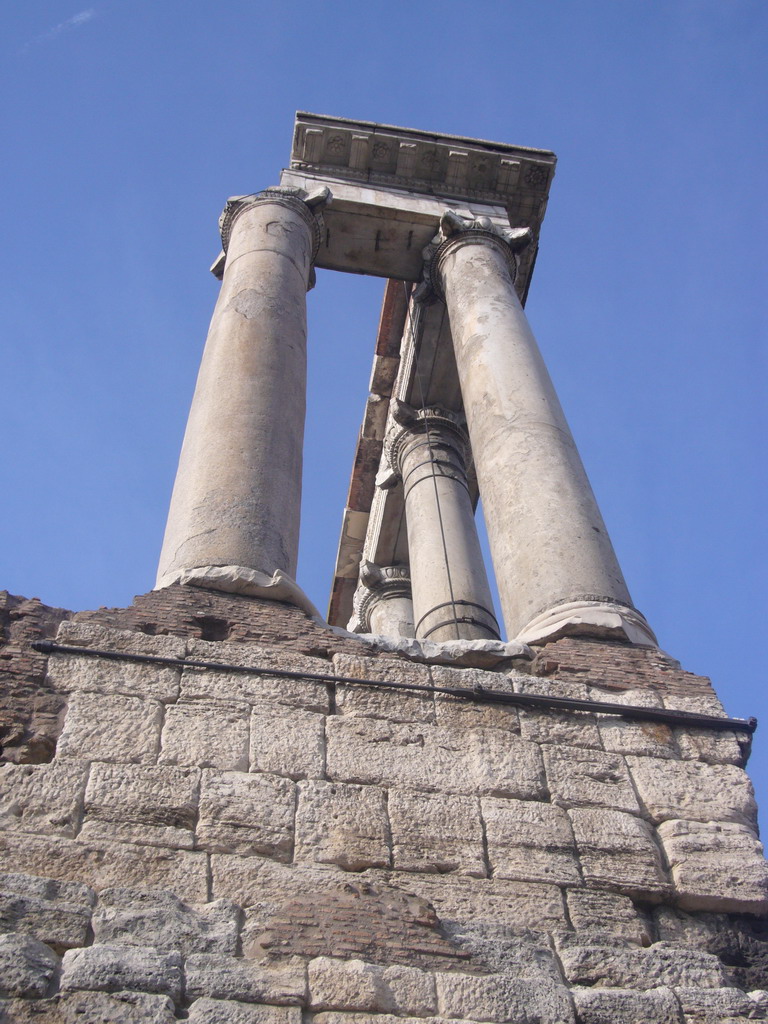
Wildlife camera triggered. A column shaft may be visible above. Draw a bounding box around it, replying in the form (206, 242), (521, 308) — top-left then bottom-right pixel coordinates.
(156, 193), (315, 588)
(392, 409), (499, 643)
(437, 231), (638, 640)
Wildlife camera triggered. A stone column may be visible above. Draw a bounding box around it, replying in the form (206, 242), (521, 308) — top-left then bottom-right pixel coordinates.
(348, 562), (414, 638)
(383, 403), (500, 643)
(156, 186), (328, 603)
(424, 211), (655, 645)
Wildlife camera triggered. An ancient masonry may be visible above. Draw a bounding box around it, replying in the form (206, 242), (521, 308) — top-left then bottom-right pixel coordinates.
(1, 114), (766, 1023)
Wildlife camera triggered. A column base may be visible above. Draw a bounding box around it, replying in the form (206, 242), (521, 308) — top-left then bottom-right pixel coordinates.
(516, 599), (657, 647)
(154, 564), (322, 621)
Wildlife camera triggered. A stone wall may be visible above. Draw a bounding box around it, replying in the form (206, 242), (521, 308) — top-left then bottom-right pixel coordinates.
(1, 594), (767, 1021)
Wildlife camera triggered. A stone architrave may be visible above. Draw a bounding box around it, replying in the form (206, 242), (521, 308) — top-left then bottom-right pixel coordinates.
(424, 211), (656, 645)
(380, 402), (499, 643)
(348, 562), (414, 638)
(155, 186), (329, 600)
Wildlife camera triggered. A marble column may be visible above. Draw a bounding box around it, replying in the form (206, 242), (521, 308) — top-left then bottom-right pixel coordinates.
(156, 186), (328, 598)
(349, 562), (414, 638)
(425, 211), (655, 646)
(384, 403), (500, 643)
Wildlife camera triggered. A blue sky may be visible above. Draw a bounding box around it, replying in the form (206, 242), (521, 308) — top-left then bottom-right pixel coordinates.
(3, 1), (767, 826)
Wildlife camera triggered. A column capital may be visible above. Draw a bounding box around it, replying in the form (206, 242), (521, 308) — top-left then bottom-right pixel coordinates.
(349, 561), (412, 633)
(419, 209), (533, 300)
(380, 401), (469, 487)
(218, 185), (332, 259)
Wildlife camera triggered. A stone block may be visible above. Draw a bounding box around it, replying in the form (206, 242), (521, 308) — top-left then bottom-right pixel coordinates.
(627, 756), (757, 827)
(185, 954), (306, 1005)
(92, 887), (240, 955)
(0, 832), (208, 903)
(80, 762), (199, 849)
(2, 990), (179, 1022)
(587, 685), (664, 709)
(518, 675), (591, 701)
(571, 985), (682, 1023)
(388, 789), (485, 877)
(482, 796), (580, 885)
(543, 746), (640, 813)
(565, 889), (652, 946)
(431, 666), (520, 731)
(0, 761), (88, 838)
(674, 727), (747, 767)
(197, 769), (295, 858)
(661, 692), (726, 715)
(598, 718), (677, 759)
(334, 654), (434, 723)
(250, 701), (325, 780)
(187, 1001), (302, 1023)
(294, 780), (389, 870)
(557, 937), (729, 989)
(568, 807), (670, 898)
(183, 638), (331, 713)
(61, 943), (183, 1001)
(326, 717), (545, 799)
(519, 708), (601, 749)
(674, 986), (768, 1023)
(57, 692), (163, 764)
(159, 700), (250, 770)
(435, 971), (575, 1023)
(308, 956), (436, 1015)
(0, 872), (95, 953)
(49, 621), (185, 702)
(0, 934), (59, 998)
(657, 819), (768, 913)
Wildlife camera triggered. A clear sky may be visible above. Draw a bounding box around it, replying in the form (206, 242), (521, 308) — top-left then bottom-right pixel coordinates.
(3, 1), (767, 827)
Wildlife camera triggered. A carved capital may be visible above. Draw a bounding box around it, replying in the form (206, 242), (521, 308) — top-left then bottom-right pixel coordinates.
(418, 209), (533, 301)
(218, 185), (332, 260)
(349, 562), (412, 633)
(381, 402), (470, 486)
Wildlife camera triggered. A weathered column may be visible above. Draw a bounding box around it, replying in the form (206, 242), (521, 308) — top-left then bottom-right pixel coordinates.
(382, 403), (500, 643)
(156, 186), (328, 604)
(425, 211), (655, 645)
(348, 562), (414, 638)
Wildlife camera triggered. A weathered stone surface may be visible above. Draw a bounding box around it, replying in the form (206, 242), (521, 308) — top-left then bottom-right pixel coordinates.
(294, 780), (389, 871)
(49, 621), (185, 702)
(397, 873), (568, 934)
(187, 1000), (302, 1023)
(0, 989), (178, 1022)
(333, 655), (434, 724)
(197, 769), (294, 858)
(61, 943), (183, 1000)
(565, 889), (652, 946)
(435, 971), (575, 1023)
(185, 954), (306, 1005)
(0, 872), (95, 953)
(661, 692), (726, 716)
(0, 832), (208, 903)
(182, 639), (330, 713)
(0, 761), (88, 838)
(556, 937), (729, 989)
(571, 985), (682, 1023)
(326, 717), (545, 798)
(92, 888), (239, 955)
(674, 727), (747, 767)
(249, 701), (324, 780)
(57, 692), (163, 764)
(598, 717), (677, 759)
(568, 808), (670, 898)
(675, 986), (768, 1023)
(388, 789), (485, 877)
(80, 762), (199, 849)
(308, 956), (436, 1016)
(0, 934), (59, 998)
(627, 757), (757, 827)
(430, 666), (520, 732)
(519, 708), (602, 749)
(159, 701), (250, 770)
(482, 796), (580, 885)
(543, 746), (640, 813)
(657, 819), (768, 913)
